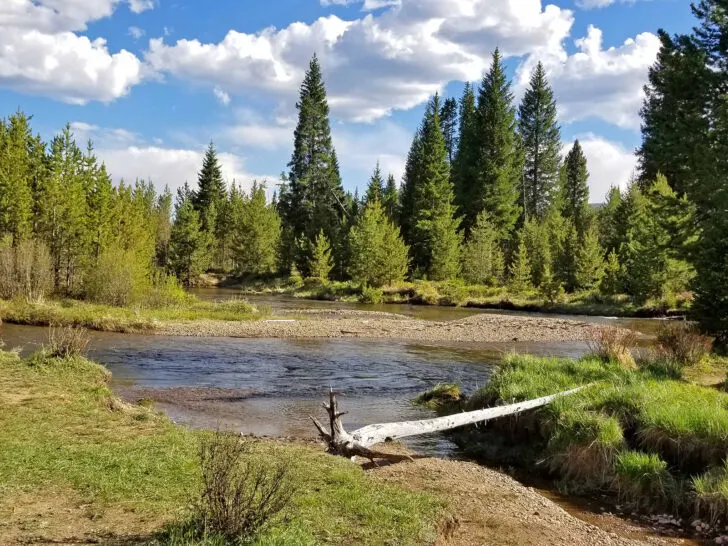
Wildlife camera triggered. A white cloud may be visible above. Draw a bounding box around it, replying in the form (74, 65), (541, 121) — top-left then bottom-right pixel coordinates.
(0, 0), (150, 103)
(570, 133), (637, 202)
(128, 0), (155, 14)
(128, 26), (145, 40)
(68, 122), (272, 196)
(144, 1), (574, 122)
(576, 0), (640, 9)
(519, 25), (660, 130)
(332, 120), (411, 189)
(213, 86), (231, 105)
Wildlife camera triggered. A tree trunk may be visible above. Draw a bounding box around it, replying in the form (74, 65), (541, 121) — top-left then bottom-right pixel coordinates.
(311, 386), (586, 463)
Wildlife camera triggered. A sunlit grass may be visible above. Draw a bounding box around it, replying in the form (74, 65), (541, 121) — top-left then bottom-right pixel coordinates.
(0, 349), (445, 544)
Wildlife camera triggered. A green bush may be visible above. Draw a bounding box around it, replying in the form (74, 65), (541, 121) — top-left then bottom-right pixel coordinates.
(359, 285), (383, 304)
(84, 246), (151, 306)
(146, 271), (191, 308)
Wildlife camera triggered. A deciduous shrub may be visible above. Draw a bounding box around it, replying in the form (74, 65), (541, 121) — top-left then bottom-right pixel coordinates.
(655, 322), (712, 366)
(193, 432), (294, 542)
(0, 239), (53, 301)
(46, 326), (90, 359)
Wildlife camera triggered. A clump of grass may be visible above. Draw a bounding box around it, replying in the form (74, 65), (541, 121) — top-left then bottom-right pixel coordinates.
(46, 325), (90, 358)
(414, 384), (463, 410)
(546, 408), (624, 488)
(588, 326), (637, 369)
(656, 321), (712, 366)
(613, 451), (674, 511)
(633, 380), (728, 470)
(693, 461), (728, 524)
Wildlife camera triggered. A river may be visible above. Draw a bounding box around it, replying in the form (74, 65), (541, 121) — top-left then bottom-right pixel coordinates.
(0, 291), (661, 456)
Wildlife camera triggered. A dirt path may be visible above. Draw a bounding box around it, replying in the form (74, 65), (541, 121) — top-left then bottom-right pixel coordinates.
(369, 457), (685, 546)
(155, 310), (617, 343)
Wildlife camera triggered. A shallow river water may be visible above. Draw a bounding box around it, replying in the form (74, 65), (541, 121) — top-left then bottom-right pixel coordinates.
(0, 292), (661, 456)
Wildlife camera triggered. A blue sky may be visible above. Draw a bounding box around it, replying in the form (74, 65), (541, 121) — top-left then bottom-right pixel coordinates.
(0, 0), (695, 202)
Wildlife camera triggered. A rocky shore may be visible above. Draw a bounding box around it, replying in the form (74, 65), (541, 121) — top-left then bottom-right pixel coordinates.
(154, 308), (620, 343)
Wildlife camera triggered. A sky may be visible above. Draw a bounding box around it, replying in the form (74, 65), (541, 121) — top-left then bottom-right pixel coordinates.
(0, 0), (695, 202)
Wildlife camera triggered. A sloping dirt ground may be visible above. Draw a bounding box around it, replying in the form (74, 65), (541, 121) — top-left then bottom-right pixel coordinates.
(369, 457), (688, 546)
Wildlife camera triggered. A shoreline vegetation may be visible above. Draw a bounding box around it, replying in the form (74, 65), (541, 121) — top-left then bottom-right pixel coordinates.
(0, 296), (616, 343)
(220, 275), (690, 318)
(415, 324), (728, 538)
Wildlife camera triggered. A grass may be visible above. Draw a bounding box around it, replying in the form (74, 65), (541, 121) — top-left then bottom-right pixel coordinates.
(0, 348), (445, 544)
(425, 352), (728, 520)
(226, 275), (689, 318)
(413, 383), (463, 410)
(0, 296), (268, 332)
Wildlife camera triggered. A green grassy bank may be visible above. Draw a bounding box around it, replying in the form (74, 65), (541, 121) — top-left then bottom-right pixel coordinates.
(0, 296), (269, 333)
(226, 276), (689, 318)
(418, 351), (728, 523)
(0, 348), (444, 544)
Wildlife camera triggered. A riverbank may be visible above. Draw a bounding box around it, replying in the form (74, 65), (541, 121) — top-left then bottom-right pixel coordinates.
(0, 346), (679, 545)
(0, 298), (633, 343)
(417, 350), (728, 540)
(223, 276), (690, 318)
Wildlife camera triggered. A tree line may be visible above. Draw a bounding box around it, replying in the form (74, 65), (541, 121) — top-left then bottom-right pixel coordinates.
(0, 0), (726, 343)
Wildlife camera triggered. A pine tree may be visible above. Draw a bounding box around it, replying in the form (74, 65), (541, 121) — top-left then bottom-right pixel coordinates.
(0, 112), (33, 244)
(461, 211), (504, 286)
(600, 250), (622, 296)
(382, 174), (399, 221)
(348, 200), (409, 287)
(598, 186), (623, 253)
(169, 189), (210, 286)
(539, 263), (565, 304)
(561, 140), (590, 235)
(38, 124), (88, 292)
(508, 234), (532, 294)
(523, 218), (552, 287)
(412, 94), (462, 279)
(86, 159), (114, 262)
(474, 49), (522, 240)
(233, 182), (281, 276)
(519, 62), (562, 220)
(452, 83), (478, 222)
(194, 141), (226, 231)
(575, 225), (604, 290)
(638, 30), (713, 197)
(440, 97), (458, 163)
(556, 222), (579, 292)
(279, 55), (345, 270)
(308, 229), (334, 282)
(400, 127), (424, 246)
(154, 186), (173, 268)
(364, 162), (385, 206)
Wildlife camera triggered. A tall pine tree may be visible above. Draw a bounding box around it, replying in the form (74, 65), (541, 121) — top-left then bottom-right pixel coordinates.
(519, 62), (562, 220)
(475, 49), (522, 240)
(452, 83), (478, 222)
(561, 140), (590, 235)
(279, 55), (345, 272)
(411, 95), (461, 279)
(194, 141), (226, 231)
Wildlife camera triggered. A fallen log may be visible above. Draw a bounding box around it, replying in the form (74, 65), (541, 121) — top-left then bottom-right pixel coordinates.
(311, 385), (587, 463)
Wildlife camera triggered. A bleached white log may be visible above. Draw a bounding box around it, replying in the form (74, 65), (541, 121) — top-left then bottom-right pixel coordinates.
(311, 385), (586, 463)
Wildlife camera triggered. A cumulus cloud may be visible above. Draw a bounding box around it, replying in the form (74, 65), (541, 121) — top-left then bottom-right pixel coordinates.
(145, 0), (575, 122)
(69, 122), (272, 196)
(569, 133), (638, 202)
(519, 25), (660, 129)
(128, 26), (145, 40)
(0, 0), (148, 103)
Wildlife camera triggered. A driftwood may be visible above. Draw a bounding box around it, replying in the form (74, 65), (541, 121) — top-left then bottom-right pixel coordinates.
(311, 386), (586, 463)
